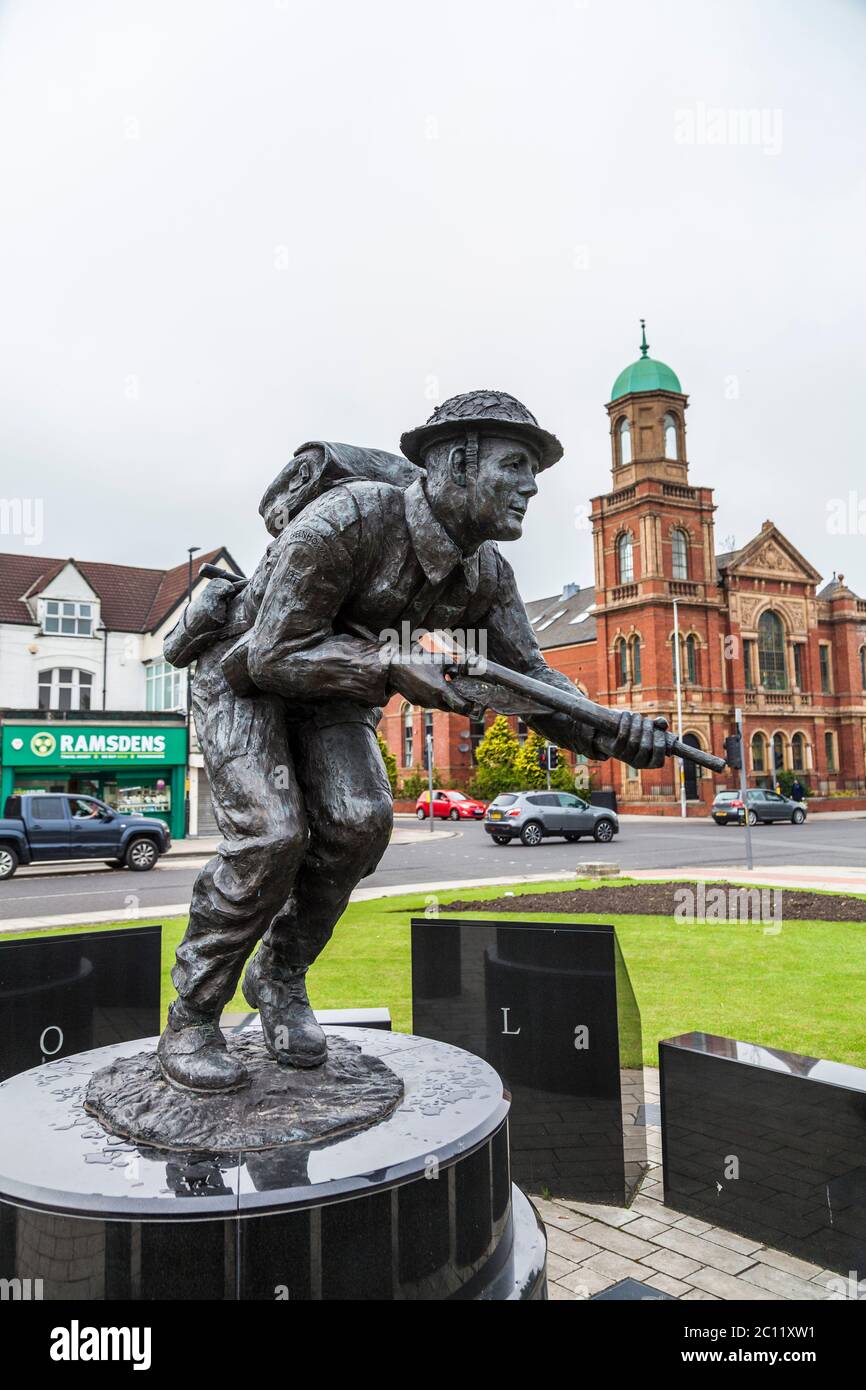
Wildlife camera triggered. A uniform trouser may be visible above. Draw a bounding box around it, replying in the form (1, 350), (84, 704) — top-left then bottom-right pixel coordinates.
(172, 651), (393, 1015)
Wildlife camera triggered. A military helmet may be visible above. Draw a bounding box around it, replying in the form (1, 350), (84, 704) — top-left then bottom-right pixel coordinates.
(400, 390), (563, 471)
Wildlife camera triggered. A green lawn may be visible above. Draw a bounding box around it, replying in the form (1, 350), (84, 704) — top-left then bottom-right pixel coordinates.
(10, 877), (866, 1068)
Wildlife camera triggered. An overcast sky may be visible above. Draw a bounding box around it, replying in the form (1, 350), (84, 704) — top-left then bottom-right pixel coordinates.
(0, 0), (863, 600)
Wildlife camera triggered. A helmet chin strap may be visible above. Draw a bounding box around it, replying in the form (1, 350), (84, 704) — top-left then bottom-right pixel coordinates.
(462, 430), (479, 550)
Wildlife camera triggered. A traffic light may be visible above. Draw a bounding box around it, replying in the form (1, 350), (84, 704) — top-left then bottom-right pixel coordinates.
(537, 747), (548, 771)
(548, 746), (559, 771)
(724, 733), (743, 770)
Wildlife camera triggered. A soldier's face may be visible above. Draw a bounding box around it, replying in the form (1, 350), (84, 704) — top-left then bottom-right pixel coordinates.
(473, 435), (540, 540)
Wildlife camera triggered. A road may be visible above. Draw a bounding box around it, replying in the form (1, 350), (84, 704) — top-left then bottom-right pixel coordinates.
(2, 816), (864, 925)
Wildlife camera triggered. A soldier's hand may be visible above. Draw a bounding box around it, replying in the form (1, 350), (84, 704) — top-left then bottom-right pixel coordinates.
(188, 577), (236, 633)
(605, 711), (669, 769)
(388, 655), (475, 715)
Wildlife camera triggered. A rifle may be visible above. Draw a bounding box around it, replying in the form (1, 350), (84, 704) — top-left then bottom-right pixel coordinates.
(202, 567), (728, 774)
(455, 654), (728, 774)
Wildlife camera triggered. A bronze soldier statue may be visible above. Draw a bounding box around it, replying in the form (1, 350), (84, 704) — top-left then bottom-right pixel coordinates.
(158, 392), (670, 1092)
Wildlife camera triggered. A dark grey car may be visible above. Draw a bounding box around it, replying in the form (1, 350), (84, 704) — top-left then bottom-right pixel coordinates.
(712, 788), (807, 827)
(484, 791), (619, 847)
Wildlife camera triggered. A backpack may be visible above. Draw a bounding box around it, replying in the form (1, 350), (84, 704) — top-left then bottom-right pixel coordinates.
(258, 440), (423, 536)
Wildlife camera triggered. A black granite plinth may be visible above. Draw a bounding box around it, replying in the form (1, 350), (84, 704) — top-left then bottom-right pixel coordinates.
(661, 1032), (866, 1277)
(0, 1026), (546, 1300)
(411, 917), (647, 1205)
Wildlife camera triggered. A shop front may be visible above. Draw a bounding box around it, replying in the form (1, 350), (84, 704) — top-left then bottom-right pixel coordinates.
(0, 720), (187, 841)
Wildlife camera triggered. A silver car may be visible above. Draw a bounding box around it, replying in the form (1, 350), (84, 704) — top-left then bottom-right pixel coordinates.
(484, 791), (619, 847)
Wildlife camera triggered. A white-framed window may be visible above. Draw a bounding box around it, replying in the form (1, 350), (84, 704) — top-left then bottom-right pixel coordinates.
(617, 533), (634, 584)
(671, 528), (689, 580)
(42, 599), (94, 636)
(617, 417), (632, 465)
(663, 412), (679, 459)
(146, 660), (185, 711)
(38, 667), (93, 711)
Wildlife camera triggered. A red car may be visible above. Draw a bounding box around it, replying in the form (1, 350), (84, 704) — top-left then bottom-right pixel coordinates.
(415, 790), (486, 821)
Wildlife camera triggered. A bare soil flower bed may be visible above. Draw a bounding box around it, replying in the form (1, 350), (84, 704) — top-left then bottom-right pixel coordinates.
(444, 881), (866, 923)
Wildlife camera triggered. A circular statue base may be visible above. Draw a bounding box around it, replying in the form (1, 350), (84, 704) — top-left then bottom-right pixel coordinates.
(0, 1025), (547, 1301)
(84, 1032), (403, 1152)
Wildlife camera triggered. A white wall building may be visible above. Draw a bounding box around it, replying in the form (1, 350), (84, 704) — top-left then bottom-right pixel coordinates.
(0, 546), (241, 837)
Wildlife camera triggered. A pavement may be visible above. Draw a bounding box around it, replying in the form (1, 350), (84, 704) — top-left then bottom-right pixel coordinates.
(538, 1068), (864, 1302)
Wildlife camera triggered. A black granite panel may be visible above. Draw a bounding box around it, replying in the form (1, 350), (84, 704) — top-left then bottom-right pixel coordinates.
(661, 1032), (866, 1277)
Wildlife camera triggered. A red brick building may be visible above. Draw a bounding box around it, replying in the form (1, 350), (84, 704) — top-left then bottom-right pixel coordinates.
(381, 332), (866, 809)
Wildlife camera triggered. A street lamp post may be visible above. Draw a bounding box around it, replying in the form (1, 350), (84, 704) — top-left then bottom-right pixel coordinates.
(184, 547), (200, 836)
(673, 598), (687, 819)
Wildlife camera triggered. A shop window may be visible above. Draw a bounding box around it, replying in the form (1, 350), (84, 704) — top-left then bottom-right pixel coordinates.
(42, 599), (93, 636)
(38, 668), (93, 712)
(146, 660), (185, 712)
(671, 529), (688, 580)
(757, 611), (787, 691)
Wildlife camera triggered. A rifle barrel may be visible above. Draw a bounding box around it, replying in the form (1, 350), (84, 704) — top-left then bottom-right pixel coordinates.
(472, 657), (728, 773)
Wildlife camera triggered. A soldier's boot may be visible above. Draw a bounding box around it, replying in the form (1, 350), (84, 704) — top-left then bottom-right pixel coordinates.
(157, 999), (249, 1093)
(242, 950), (327, 1069)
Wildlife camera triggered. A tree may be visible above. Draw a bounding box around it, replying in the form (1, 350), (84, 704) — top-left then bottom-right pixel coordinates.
(470, 716), (520, 801)
(514, 728), (575, 791)
(376, 732), (398, 794)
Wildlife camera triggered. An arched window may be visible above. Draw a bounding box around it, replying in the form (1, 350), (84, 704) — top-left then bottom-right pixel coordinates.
(617, 533), (634, 584)
(685, 634), (698, 683)
(757, 610), (787, 691)
(617, 417), (632, 465)
(825, 730), (837, 773)
(772, 732), (786, 774)
(402, 703), (414, 766)
(39, 667), (94, 712)
(663, 413), (679, 459)
(631, 636), (642, 686)
(860, 646), (866, 690)
(615, 637), (628, 685)
(751, 733), (766, 772)
(671, 529), (688, 580)
(791, 733), (806, 772)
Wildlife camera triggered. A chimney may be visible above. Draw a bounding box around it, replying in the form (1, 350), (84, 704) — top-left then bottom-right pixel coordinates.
(562, 582), (580, 600)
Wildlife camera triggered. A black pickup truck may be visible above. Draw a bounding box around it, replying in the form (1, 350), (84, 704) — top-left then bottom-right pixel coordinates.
(0, 792), (171, 880)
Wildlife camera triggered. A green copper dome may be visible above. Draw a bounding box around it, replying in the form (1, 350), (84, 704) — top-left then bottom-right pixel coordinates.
(610, 321), (682, 400)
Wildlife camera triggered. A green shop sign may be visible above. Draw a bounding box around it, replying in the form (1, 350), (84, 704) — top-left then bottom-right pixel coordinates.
(2, 724), (187, 767)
